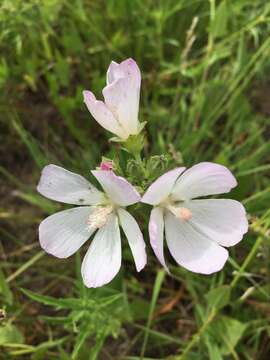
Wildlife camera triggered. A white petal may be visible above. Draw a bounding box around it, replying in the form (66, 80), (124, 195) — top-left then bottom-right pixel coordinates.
(106, 61), (119, 84)
(91, 170), (140, 206)
(185, 199), (248, 247)
(37, 164), (105, 205)
(118, 208), (146, 272)
(141, 168), (186, 205)
(83, 90), (127, 139)
(103, 58), (141, 135)
(81, 214), (121, 288)
(164, 212), (228, 274)
(149, 207), (169, 272)
(39, 206), (95, 258)
(171, 162), (237, 200)
(107, 59), (141, 86)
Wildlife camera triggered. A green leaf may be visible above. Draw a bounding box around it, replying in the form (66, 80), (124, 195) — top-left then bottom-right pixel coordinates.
(11, 117), (48, 170)
(210, 0), (229, 38)
(205, 336), (223, 360)
(0, 269), (13, 305)
(14, 191), (58, 213)
(21, 288), (95, 310)
(21, 288), (122, 311)
(71, 324), (93, 359)
(209, 316), (247, 356)
(205, 285), (231, 310)
(129, 298), (150, 321)
(0, 323), (24, 345)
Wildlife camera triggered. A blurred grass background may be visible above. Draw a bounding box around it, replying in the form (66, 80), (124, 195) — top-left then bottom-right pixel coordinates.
(0, 0), (270, 359)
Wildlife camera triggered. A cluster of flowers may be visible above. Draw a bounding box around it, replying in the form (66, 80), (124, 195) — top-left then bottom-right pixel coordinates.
(37, 59), (248, 288)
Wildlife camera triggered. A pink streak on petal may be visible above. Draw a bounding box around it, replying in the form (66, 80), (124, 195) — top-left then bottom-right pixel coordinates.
(149, 207), (169, 272)
(186, 199), (248, 247)
(103, 58), (141, 135)
(172, 162), (237, 200)
(37, 164), (104, 205)
(165, 211), (228, 274)
(107, 58), (141, 86)
(91, 170), (141, 206)
(83, 90), (127, 139)
(141, 167), (186, 205)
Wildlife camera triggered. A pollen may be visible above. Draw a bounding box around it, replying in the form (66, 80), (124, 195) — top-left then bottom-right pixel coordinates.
(176, 207), (192, 221)
(87, 205), (113, 230)
(167, 205), (192, 221)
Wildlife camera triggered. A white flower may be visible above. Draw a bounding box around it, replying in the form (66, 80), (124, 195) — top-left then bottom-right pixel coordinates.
(83, 58), (142, 140)
(141, 162), (248, 274)
(37, 164), (146, 287)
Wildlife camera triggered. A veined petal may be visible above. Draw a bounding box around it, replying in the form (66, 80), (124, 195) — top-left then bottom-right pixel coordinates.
(103, 58), (141, 135)
(164, 211), (228, 274)
(39, 206), (95, 258)
(81, 214), (121, 288)
(37, 164), (105, 205)
(141, 168), (186, 205)
(106, 61), (119, 84)
(91, 170), (140, 206)
(107, 58), (141, 86)
(83, 90), (127, 139)
(118, 208), (146, 272)
(171, 162), (237, 200)
(149, 207), (169, 272)
(185, 199), (248, 247)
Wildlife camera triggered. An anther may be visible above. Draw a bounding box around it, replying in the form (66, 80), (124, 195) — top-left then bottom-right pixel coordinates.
(87, 206), (113, 229)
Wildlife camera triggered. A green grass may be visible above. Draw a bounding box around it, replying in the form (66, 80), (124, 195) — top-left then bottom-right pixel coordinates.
(0, 0), (270, 358)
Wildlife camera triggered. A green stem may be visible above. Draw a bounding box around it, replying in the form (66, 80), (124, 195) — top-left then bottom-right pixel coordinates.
(230, 235), (264, 289)
(174, 309), (217, 360)
(140, 269), (165, 359)
(7, 251), (45, 283)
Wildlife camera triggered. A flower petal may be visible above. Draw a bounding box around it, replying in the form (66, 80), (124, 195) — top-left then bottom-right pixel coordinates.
(118, 208), (146, 272)
(106, 61), (119, 84)
(83, 90), (127, 139)
(164, 211), (228, 274)
(37, 164), (105, 205)
(149, 207), (169, 272)
(39, 206), (95, 258)
(141, 168), (186, 205)
(185, 199), (248, 247)
(91, 170), (140, 206)
(107, 59), (141, 86)
(172, 162), (237, 200)
(103, 58), (141, 135)
(81, 214), (121, 288)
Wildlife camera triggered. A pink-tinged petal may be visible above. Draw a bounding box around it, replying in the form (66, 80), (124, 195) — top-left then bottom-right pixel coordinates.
(91, 170), (140, 206)
(185, 199), (248, 247)
(149, 207), (169, 272)
(172, 162), (237, 200)
(118, 208), (146, 272)
(81, 214), (121, 288)
(37, 164), (105, 205)
(106, 58), (141, 87)
(106, 61), (119, 84)
(83, 90), (127, 139)
(141, 168), (186, 205)
(39, 206), (95, 258)
(164, 211), (228, 274)
(103, 58), (141, 135)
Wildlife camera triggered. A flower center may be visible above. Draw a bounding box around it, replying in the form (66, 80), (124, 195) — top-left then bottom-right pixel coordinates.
(87, 205), (113, 229)
(167, 205), (192, 221)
